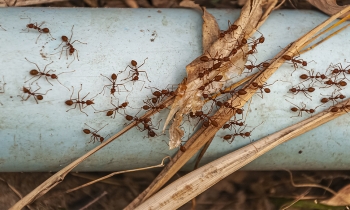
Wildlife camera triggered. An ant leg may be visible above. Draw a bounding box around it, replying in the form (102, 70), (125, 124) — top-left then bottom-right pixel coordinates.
(100, 84), (112, 95)
(137, 57), (148, 69)
(71, 39), (87, 45)
(67, 52), (76, 68)
(54, 41), (65, 51)
(0, 25), (6, 31)
(139, 71), (151, 82)
(35, 33), (42, 44)
(78, 103), (88, 116)
(69, 25), (74, 42)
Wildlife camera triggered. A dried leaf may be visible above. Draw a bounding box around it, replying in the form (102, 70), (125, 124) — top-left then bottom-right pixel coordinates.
(179, 0), (202, 11)
(307, 0), (350, 18)
(164, 0), (267, 149)
(321, 184), (350, 206)
(202, 7), (220, 52)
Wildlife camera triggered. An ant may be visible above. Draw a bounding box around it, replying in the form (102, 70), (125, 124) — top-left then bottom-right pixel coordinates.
(190, 110), (219, 128)
(320, 90), (346, 105)
(285, 99), (320, 117)
(18, 83), (51, 104)
(122, 58), (151, 90)
(100, 73), (128, 97)
(94, 97), (129, 119)
(198, 74), (223, 91)
(54, 25), (87, 68)
(299, 69), (327, 84)
(141, 99), (166, 112)
(24, 58), (73, 91)
(326, 63), (350, 80)
(65, 84), (97, 116)
(288, 83), (315, 101)
(322, 77), (347, 89)
(83, 123), (108, 143)
(222, 123), (261, 144)
(282, 53), (308, 75)
(21, 18), (55, 44)
(246, 31), (265, 55)
(222, 118), (245, 130)
(162, 140), (186, 152)
(328, 103), (350, 113)
(251, 80), (278, 98)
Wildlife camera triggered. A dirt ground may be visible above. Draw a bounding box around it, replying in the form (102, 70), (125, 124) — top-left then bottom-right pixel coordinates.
(1, 170), (350, 209)
(2, 0), (350, 209)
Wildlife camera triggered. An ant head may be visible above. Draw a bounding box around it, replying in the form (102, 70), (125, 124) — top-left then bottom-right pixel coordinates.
(148, 130), (156, 137)
(51, 74), (58, 79)
(99, 137), (104, 143)
(36, 95), (43, 100)
(62, 36), (68, 42)
(290, 88), (296, 92)
(340, 81), (347, 86)
(238, 89), (247, 95)
(27, 23), (34, 28)
(340, 95), (346, 99)
(251, 82), (258, 87)
(241, 38), (247, 44)
(65, 100), (73, 106)
(321, 98), (329, 103)
(244, 132), (250, 137)
(282, 55), (292, 60)
(132, 76), (139, 81)
(121, 102), (128, 107)
(106, 111), (114, 116)
(29, 69), (39, 75)
(203, 121), (210, 127)
(143, 118), (151, 123)
(330, 107), (339, 112)
(142, 105), (150, 110)
(308, 87), (315, 92)
(22, 87), (30, 93)
(211, 119), (218, 127)
(216, 101), (223, 107)
(180, 144), (186, 152)
(236, 108), (243, 115)
(222, 124), (230, 129)
(153, 91), (161, 97)
(69, 48), (74, 54)
(302, 61), (307, 66)
(125, 115), (133, 121)
(195, 111), (203, 116)
(86, 100), (94, 105)
(264, 88), (271, 93)
(111, 73), (117, 80)
(223, 135), (232, 141)
(151, 97), (158, 104)
(214, 75), (223, 81)
(200, 56), (209, 62)
(310, 109), (315, 113)
(300, 74), (308, 79)
(83, 129), (90, 134)
(159, 104), (165, 109)
(131, 60), (137, 66)
(258, 36), (265, 43)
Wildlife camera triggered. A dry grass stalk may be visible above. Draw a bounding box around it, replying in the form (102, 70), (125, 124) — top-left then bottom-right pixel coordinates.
(65, 156), (170, 194)
(133, 98), (350, 209)
(125, 4), (350, 209)
(9, 97), (174, 210)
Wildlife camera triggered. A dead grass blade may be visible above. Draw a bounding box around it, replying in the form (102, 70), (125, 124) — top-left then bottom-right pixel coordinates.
(65, 156), (170, 194)
(133, 99), (350, 209)
(125, 4), (350, 209)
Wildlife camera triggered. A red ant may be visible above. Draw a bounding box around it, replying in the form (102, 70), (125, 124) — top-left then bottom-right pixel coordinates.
(122, 58), (151, 90)
(251, 80), (279, 98)
(246, 31), (265, 55)
(222, 119), (245, 130)
(94, 97), (129, 119)
(83, 123), (108, 143)
(282, 53), (308, 75)
(288, 84), (315, 101)
(326, 63), (350, 80)
(54, 25), (87, 68)
(198, 74), (223, 91)
(163, 140), (186, 152)
(24, 58), (73, 91)
(320, 90), (346, 105)
(299, 69), (327, 84)
(222, 123), (261, 144)
(286, 99), (320, 117)
(100, 73), (128, 96)
(141, 98), (166, 112)
(189, 110), (218, 128)
(21, 18), (55, 44)
(328, 103), (350, 113)
(65, 84), (97, 116)
(18, 83), (51, 104)
(322, 77), (347, 89)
